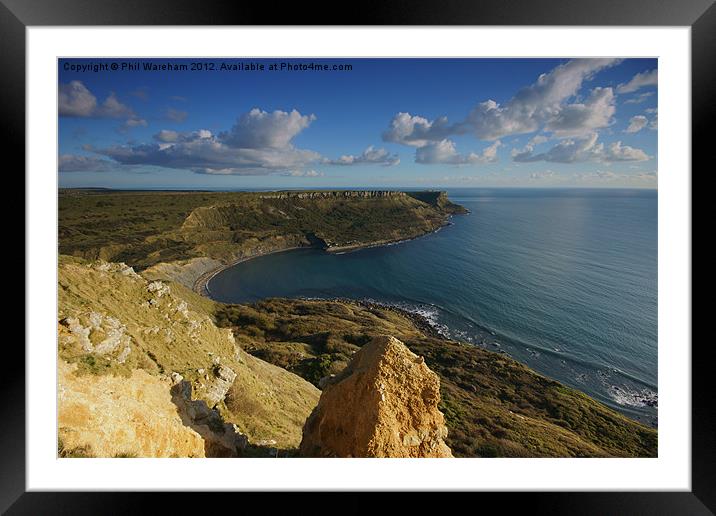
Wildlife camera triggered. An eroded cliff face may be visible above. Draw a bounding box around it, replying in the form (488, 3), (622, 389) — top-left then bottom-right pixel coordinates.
(255, 190), (408, 200)
(57, 256), (320, 457)
(142, 232), (312, 292)
(59, 190), (467, 291)
(300, 335), (453, 458)
(58, 359), (207, 458)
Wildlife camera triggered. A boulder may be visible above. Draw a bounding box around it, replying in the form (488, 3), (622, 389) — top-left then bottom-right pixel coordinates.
(300, 335), (452, 458)
(204, 364), (237, 407)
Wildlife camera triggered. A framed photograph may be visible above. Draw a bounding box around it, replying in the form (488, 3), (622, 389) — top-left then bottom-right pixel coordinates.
(7, 0), (710, 512)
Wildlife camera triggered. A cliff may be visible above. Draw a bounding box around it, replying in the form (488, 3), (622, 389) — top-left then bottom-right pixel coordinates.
(57, 257), (657, 458)
(300, 336), (452, 458)
(58, 359), (206, 458)
(56, 189), (657, 459)
(57, 256), (320, 457)
(58, 189), (467, 291)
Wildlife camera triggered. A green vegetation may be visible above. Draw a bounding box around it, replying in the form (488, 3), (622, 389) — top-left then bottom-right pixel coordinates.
(58, 255), (319, 450)
(57, 189), (657, 458)
(58, 436), (94, 458)
(56, 434), (142, 458)
(215, 298), (658, 458)
(58, 189), (465, 271)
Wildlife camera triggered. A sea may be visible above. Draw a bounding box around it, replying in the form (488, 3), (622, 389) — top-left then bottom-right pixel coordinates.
(207, 188), (658, 426)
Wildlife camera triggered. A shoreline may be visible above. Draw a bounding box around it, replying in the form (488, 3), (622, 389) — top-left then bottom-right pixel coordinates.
(189, 224), (657, 428)
(188, 217), (657, 428)
(194, 220), (454, 297)
(324, 220), (452, 255)
(306, 296), (658, 429)
(193, 245), (310, 296)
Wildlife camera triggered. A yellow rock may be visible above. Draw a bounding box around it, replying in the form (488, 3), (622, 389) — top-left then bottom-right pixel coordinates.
(58, 360), (205, 458)
(300, 335), (453, 458)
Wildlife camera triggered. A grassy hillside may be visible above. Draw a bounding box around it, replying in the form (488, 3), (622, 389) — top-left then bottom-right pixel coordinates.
(58, 189), (466, 272)
(58, 256), (319, 452)
(214, 298), (658, 458)
(57, 255), (657, 457)
(57, 189), (657, 458)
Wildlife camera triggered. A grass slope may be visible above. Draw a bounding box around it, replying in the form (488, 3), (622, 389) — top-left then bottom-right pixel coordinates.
(214, 298), (658, 458)
(58, 256), (319, 450)
(57, 189), (656, 458)
(59, 189), (466, 271)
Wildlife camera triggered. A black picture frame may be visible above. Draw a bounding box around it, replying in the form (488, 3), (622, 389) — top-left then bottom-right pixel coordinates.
(4, 0), (710, 513)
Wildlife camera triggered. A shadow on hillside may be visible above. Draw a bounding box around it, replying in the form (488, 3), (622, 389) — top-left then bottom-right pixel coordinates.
(169, 380), (297, 458)
(170, 381), (246, 458)
(239, 443), (298, 458)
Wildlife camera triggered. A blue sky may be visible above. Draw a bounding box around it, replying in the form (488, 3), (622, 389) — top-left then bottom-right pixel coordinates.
(58, 58), (657, 189)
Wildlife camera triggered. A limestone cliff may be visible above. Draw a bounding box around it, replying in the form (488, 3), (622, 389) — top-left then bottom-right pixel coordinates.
(59, 189), (467, 291)
(300, 336), (453, 458)
(57, 256), (320, 456)
(58, 359), (206, 458)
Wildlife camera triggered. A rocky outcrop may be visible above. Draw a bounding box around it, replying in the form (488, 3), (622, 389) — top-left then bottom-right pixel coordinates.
(257, 190), (408, 201)
(58, 256), (321, 453)
(300, 336), (452, 458)
(142, 256), (225, 291)
(59, 312), (132, 363)
(58, 360), (206, 458)
(170, 380), (248, 457)
(204, 363), (237, 407)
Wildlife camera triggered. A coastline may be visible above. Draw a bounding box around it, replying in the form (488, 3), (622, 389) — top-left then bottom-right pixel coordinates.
(325, 221), (453, 255)
(296, 296), (657, 429)
(188, 213), (657, 428)
(194, 220), (455, 297)
(193, 245), (310, 296)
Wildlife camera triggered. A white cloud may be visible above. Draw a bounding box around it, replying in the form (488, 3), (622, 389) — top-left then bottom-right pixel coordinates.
(617, 69), (658, 93)
(153, 129), (212, 143)
(93, 108), (323, 175)
(327, 145), (399, 166)
(624, 91), (655, 105)
(529, 170), (556, 180)
(416, 139), (501, 165)
(528, 135), (549, 146)
(512, 134), (551, 159)
(59, 81), (135, 119)
(281, 169), (324, 177)
(543, 87), (616, 137)
(573, 169), (657, 183)
(465, 58), (620, 140)
(119, 117), (148, 132)
(382, 113), (460, 147)
(58, 154), (118, 172)
(100, 93), (133, 118)
(581, 170), (618, 181)
(602, 140), (651, 161)
(96, 139), (321, 175)
(637, 170), (657, 180)
(220, 108), (316, 149)
(382, 58), (620, 158)
(58, 81), (97, 117)
(512, 133), (649, 163)
(625, 115), (648, 133)
(381, 60), (626, 165)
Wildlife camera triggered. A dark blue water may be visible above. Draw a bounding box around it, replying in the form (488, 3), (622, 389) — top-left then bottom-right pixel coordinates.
(208, 188), (658, 426)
